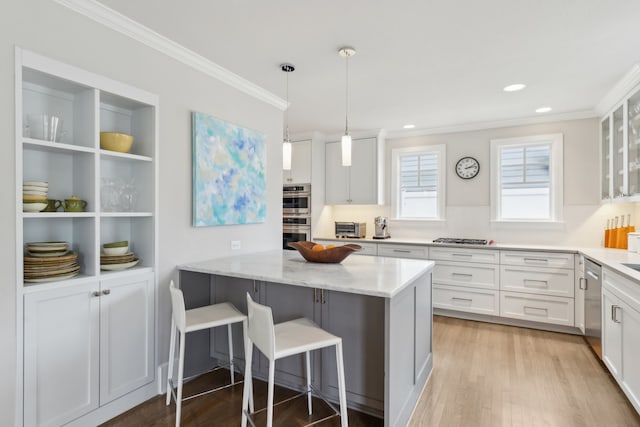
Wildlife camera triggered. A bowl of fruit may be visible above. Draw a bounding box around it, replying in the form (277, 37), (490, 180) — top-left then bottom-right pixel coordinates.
(288, 241), (362, 263)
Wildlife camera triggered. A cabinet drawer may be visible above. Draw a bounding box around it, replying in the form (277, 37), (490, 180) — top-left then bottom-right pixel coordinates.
(603, 268), (640, 309)
(433, 285), (499, 316)
(500, 251), (574, 269)
(429, 247), (499, 264)
(500, 266), (575, 298)
(377, 244), (428, 259)
(500, 291), (574, 326)
(433, 262), (499, 290)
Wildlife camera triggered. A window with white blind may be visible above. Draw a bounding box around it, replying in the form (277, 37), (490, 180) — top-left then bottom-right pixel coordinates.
(490, 134), (563, 222)
(392, 145), (446, 220)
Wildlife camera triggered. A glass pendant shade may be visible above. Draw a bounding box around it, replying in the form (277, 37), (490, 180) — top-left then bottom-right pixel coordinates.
(283, 140), (292, 170)
(341, 134), (352, 167)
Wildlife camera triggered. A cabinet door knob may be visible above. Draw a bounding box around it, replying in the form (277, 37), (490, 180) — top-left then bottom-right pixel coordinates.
(102, 289), (111, 295)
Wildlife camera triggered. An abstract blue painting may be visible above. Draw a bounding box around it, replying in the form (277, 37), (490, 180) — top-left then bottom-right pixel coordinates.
(192, 112), (266, 227)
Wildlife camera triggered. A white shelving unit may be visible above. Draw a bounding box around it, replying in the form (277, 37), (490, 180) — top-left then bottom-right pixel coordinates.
(15, 48), (159, 426)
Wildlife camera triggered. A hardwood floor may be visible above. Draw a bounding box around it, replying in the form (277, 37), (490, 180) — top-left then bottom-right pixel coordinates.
(409, 316), (640, 427)
(102, 316), (640, 426)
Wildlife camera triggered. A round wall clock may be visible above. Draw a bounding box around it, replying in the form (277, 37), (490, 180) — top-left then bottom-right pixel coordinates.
(455, 156), (480, 179)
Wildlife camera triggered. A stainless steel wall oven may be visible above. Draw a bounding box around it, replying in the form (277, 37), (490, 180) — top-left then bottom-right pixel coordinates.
(283, 184), (311, 249)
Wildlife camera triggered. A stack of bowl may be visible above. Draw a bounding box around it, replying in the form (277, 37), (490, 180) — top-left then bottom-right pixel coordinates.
(23, 181), (48, 212)
(24, 241), (80, 283)
(100, 241), (140, 271)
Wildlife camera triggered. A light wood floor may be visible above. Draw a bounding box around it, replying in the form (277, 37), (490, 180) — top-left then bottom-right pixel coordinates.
(102, 316), (640, 426)
(409, 316), (640, 427)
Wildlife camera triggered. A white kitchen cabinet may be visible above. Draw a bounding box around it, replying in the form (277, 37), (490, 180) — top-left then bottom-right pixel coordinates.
(377, 243), (428, 259)
(431, 247), (500, 316)
(24, 283), (100, 427)
(99, 273), (155, 404)
(575, 255), (586, 334)
(601, 82), (640, 201)
(325, 137), (379, 205)
(314, 239), (378, 256)
(602, 268), (640, 413)
(23, 272), (154, 427)
(16, 48), (158, 426)
(500, 250), (575, 327)
(283, 139), (311, 184)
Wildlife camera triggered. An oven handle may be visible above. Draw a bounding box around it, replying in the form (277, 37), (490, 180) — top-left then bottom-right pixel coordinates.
(283, 225), (311, 232)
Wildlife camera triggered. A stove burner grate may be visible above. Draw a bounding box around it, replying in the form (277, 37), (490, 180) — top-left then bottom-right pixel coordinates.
(433, 238), (489, 245)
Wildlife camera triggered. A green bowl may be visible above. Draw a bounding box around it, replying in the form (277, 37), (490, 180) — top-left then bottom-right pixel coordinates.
(103, 240), (129, 248)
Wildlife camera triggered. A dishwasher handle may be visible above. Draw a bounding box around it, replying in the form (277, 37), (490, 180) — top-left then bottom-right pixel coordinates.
(586, 270), (600, 281)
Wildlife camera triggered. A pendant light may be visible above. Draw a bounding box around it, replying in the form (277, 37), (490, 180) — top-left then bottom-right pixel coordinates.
(339, 47), (356, 167)
(281, 63), (295, 170)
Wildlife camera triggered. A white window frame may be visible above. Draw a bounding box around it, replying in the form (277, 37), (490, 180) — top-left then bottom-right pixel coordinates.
(391, 144), (446, 221)
(490, 133), (563, 223)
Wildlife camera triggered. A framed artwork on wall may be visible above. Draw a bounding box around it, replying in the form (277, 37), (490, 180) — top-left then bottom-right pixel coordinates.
(192, 111), (266, 227)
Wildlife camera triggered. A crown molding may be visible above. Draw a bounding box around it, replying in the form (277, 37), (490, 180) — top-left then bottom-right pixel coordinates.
(595, 64), (640, 116)
(52, 0), (287, 111)
(384, 110), (598, 139)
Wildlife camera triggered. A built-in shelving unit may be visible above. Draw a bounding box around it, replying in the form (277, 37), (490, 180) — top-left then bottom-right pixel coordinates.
(15, 47), (159, 426)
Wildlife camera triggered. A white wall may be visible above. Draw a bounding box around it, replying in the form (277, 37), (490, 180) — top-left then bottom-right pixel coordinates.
(0, 1), (283, 425)
(321, 118), (638, 247)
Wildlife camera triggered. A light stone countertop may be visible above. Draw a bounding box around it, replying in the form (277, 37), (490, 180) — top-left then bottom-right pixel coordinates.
(178, 249), (435, 298)
(313, 236), (579, 253)
(579, 247), (640, 284)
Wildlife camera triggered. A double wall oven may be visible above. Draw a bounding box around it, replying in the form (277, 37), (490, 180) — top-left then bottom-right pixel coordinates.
(283, 184), (311, 249)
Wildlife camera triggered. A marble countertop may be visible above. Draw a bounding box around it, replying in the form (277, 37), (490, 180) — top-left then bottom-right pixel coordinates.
(313, 236), (579, 253)
(178, 249), (435, 298)
(579, 248), (640, 283)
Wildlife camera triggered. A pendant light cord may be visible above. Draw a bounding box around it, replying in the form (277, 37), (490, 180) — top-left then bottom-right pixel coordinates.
(285, 70), (290, 142)
(345, 54), (349, 135)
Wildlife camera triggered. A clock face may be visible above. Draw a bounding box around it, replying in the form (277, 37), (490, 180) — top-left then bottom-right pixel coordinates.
(455, 157), (480, 179)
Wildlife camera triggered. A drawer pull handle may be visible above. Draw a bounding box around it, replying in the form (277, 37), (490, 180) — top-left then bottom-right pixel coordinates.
(393, 249), (411, 253)
(612, 305), (622, 323)
(452, 253), (472, 257)
(524, 257), (549, 264)
(523, 279), (548, 288)
(579, 277), (586, 290)
(523, 306), (548, 316)
(451, 272), (473, 280)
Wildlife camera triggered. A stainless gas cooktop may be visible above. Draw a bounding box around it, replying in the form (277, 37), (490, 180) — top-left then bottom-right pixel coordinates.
(432, 238), (491, 245)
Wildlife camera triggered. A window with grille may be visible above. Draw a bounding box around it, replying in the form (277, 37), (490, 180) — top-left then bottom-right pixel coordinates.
(392, 145), (445, 219)
(491, 134), (563, 221)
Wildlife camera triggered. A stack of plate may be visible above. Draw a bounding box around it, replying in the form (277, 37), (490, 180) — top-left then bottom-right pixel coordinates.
(24, 242), (80, 283)
(100, 252), (140, 271)
(23, 181), (48, 212)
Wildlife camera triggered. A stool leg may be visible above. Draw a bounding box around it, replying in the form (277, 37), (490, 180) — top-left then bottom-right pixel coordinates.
(241, 333), (253, 427)
(305, 350), (312, 415)
(336, 342), (348, 427)
(267, 359), (275, 427)
(228, 323), (235, 384)
(175, 332), (185, 427)
(166, 318), (176, 406)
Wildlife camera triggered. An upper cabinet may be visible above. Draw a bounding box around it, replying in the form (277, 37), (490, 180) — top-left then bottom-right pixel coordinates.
(601, 84), (640, 201)
(283, 139), (311, 184)
(325, 137), (382, 205)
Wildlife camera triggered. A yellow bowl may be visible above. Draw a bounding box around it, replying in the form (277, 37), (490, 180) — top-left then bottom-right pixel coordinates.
(100, 132), (134, 153)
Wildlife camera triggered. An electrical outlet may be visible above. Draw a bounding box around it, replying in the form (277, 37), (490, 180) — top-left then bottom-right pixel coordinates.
(231, 240), (241, 250)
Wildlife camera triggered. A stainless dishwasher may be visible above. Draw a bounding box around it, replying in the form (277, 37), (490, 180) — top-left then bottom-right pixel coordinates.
(584, 258), (602, 359)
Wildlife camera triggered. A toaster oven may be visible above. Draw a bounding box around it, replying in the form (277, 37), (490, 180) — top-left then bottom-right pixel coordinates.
(335, 222), (366, 238)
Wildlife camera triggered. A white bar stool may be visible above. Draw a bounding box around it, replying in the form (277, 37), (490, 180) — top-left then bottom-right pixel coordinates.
(166, 280), (252, 427)
(241, 292), (348, 427)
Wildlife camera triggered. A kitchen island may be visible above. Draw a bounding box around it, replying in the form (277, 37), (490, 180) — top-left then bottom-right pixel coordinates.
(178, 250), (434, 427)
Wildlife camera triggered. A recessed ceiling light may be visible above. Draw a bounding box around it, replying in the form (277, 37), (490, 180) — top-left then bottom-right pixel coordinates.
(403, 124), (416, 129)
(503, 83), (526, 92)
(535, 106), (552, 113)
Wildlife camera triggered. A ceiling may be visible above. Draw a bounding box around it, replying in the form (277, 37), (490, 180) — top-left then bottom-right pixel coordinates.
(99, 0), (640, 137)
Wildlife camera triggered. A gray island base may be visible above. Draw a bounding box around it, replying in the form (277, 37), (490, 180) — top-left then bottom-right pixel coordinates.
(178, 250), (434, 427)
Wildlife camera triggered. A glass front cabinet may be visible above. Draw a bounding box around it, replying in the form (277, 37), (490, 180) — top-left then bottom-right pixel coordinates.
(601, 84), (640, 202)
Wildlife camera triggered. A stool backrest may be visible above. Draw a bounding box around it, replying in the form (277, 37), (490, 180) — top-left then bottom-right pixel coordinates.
(246, 292), (275, 359)
(169, 280), (187, 332)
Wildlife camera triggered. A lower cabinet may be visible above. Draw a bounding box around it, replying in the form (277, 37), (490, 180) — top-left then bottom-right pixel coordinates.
(23, 272), (155, 427)
(433, 285), (499, 316)
(377, 243), (428, 259)
(499, 291), (574, 326)
(602, 269), (640, 413)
